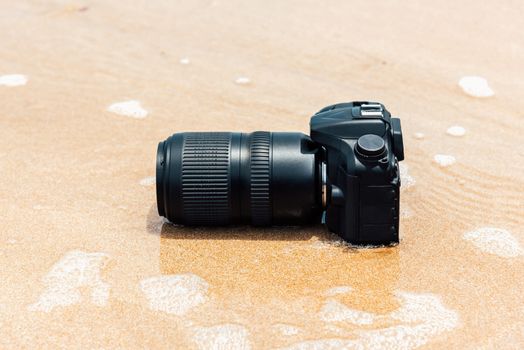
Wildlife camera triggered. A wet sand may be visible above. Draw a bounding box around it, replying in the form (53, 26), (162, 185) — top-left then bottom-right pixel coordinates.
(1, 0), (523, 348)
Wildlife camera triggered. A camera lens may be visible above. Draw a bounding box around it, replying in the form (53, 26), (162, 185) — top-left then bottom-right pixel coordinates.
(156, 132), (322, 226)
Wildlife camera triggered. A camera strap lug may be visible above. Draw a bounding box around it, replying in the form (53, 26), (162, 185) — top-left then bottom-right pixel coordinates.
(359, 103), (384, 118)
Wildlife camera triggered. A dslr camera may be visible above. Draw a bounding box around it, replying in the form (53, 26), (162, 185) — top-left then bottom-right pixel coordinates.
(156, 101), (404, 245)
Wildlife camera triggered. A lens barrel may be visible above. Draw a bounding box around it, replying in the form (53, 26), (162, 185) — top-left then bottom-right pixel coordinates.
(156, 132), (322, 226)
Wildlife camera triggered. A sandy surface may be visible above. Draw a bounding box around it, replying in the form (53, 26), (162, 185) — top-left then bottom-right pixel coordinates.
(1, 0), (523, 348)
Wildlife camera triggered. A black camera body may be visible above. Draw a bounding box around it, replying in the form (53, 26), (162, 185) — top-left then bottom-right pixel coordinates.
(156, 101), (404, 246)
(310, 102), (404, 245)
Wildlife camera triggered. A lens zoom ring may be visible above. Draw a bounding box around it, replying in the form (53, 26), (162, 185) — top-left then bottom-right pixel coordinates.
(250, 132), (271, 225)
(181, 133), (231, 225)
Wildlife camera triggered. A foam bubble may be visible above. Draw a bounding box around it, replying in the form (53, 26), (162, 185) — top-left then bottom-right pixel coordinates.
(273, 323), (301, 336)
(446, 126), (466, 137)
(193, 324), (251, 350)
(463, 227), (523, 258)
(283, 292), (458, 350)
(458, 76), (494, 97)
(414, 132), (425, 140)
(434, 154), (456, 167)
(139, 176), (156, 186)
(0, 74), (27, 87)
(399, 163), (415, 188)
(324, 286), (352, 296)
(140, 274), (208, 315)
(319, 299), (376, 325)
(107, 100), (148, 119)
(235, 77), (251, 85)
(180, 57), (190, 65)
(400, 204), (413, 219)
(28, 251), (110, 312)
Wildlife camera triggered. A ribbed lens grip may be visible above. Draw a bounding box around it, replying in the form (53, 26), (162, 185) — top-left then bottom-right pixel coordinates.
(181, 133), (231, 225)
(250, 132), (272, 225)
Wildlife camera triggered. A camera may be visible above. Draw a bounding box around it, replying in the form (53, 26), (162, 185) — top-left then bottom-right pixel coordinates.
(156, 101), (404, 245)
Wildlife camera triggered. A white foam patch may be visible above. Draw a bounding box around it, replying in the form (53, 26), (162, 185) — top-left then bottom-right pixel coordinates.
(139, 176), (156, 186)
(193, 324), (252, 350)
(283, 292), (458, 350)
(400, 204), (414, 219)
(140, 274), (208, 315)
(235, 77), (251, 85)
(107, 100), (148, 119)
(414, 132), (425, 140)
(458, 76), (494, 97)
(273, 323), (301, 336)
(446, 126), (466, 137)
(324, 286), (352, 296)
(0, 74), (28, 87)
(463, 227), (523, 258)
(399, 163), (415, 188)
(28, 251), (110, 312)
(322, 324), (346, 336)
(319, 299), (376, 325)
(434, 154), (456, 167)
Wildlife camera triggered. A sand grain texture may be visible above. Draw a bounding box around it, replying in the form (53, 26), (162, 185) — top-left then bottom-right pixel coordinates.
(1, 0), (523, 348)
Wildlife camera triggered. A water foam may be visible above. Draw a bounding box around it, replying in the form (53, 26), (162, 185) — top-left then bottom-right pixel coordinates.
(434, 154), (456, 167)
(463, 227), (523, 258)
(107, 100), (148, 119)
(282, 292), (458, 350)
(400, 204), (414, 219)
(446, 126), (466, 137)
(319, 299), (376, 325)
(28, 251), (110, 312)
(140, 274), (209, 315)
(458, 76), (494, 97)
(324, 286), (353, 296)
(0, 74), (27, 87)
(193, 324), (252, 350)
(139, 176), (156, 186)
(235, 77), (251, 85)
(399, 163), (415, 188)
(273, 323), (301, 336)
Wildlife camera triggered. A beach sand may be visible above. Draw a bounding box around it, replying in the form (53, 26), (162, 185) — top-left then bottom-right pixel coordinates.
(0, 0), (523, 348)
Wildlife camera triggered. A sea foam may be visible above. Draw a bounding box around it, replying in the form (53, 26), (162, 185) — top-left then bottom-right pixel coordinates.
(140, 274), (209, 315)
(463, 227), (523, 258)
(28, 251), (110, 312)
(235, 77), (251, 85)
(139, 176), (156, 186)
(282, 292), (458, 350)
(458, 76), (494, 97)
(446, 126), (466, 137)
(193, 324), (252, 350)
(399, 163), (416, 188)
(434, 154), (456, 167)
(0, 74), (28, 87)
(107, 100), (148, 119)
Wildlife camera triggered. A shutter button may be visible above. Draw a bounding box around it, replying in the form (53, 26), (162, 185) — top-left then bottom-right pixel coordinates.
(356, 134), (386, 158)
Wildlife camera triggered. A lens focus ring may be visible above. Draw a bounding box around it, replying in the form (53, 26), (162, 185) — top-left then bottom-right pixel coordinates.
(181, 133), (231, 225)
(250, 132), (271, 225)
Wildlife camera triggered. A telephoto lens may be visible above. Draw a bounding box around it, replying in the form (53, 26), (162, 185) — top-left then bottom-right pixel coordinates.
(156, 132), (323, 227)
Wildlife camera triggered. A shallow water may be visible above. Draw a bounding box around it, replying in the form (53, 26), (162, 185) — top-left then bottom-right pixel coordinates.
(0, 0), (523, 348)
